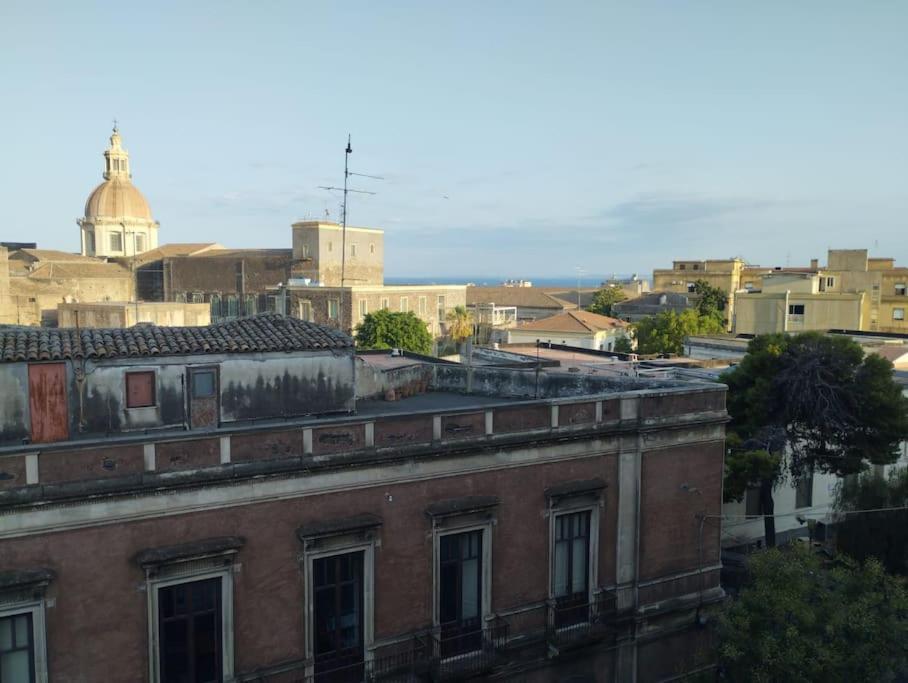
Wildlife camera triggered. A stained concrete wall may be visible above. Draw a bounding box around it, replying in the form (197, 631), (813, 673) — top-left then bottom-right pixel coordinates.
(0, 350), (355, 445)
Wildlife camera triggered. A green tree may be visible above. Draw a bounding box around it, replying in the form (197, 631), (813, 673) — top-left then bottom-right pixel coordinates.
(836, 467), (908, 574)
(722, 332), (908, 546)
(631, 308), (725, 355)
(691, 279), (728, 321)
(717, 545), (908, 682)
(613, 336), (634, 354)
(354, 310), (433, 355)
(587, 286), (627, 317)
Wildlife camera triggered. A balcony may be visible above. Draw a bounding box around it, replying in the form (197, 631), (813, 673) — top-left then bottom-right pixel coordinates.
(238, 594), (615, 682)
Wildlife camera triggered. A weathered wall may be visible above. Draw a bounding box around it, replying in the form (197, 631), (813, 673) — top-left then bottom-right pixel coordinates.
(0, 364), (30, 444)
(354, 357), (434, 400)
(220, 352), (355, 421)
(7, 274), (134, 327)
(57, 302), (211, 328)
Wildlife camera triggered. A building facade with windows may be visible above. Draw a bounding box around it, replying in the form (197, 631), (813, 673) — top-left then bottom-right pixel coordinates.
(288, 284), (467, 338)
(733, 249), (908, 335)
(0, 316), (727, 682)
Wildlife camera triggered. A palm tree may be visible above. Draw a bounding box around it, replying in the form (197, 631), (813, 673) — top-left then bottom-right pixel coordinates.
(445, 305), (474, 343)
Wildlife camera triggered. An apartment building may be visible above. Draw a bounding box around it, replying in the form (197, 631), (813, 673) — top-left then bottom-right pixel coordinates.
(0, 315), (726, 682)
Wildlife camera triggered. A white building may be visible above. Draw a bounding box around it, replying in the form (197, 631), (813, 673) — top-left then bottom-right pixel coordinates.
(506, 310), (630, 352)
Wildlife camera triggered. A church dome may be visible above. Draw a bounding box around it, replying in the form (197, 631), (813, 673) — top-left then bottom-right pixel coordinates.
(84, 178), (153, 219)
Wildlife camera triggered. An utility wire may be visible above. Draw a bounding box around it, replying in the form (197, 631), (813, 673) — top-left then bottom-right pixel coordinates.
(709, 503), (908, 521)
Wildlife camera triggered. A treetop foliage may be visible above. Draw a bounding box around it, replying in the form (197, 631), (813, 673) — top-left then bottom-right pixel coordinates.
(718, 545), (908, 682)
(721, 332), (908, 478)
(354, 309), (433, 355)
(631, 308), (725, 355)
(587, 286), (627, 317)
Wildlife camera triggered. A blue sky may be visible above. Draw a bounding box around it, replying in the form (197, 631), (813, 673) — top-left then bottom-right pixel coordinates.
(2, 1), (906, 280)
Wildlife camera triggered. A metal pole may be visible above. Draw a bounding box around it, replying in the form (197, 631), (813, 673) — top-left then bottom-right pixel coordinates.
(341, 135), (352, 331)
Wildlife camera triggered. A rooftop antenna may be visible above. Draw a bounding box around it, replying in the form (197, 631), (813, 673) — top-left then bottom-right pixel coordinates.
(318, 135), (382, 331)
(575, 266), (585, 308)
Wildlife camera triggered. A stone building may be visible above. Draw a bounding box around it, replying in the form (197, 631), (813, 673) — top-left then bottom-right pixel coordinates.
(0, 315), (727, 682)
(291, 221), (384, 286)
(0, 247), (134, 326)
(78, 126), (160, 258)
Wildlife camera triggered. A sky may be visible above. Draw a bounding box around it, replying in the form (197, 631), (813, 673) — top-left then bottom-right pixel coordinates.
(2, 1), (907, 281)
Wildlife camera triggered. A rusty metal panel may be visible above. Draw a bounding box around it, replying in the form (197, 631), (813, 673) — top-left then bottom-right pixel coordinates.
(28, 362), (69, 443)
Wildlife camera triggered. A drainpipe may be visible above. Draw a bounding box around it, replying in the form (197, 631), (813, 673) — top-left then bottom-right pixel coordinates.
(783, 290), (790, 332)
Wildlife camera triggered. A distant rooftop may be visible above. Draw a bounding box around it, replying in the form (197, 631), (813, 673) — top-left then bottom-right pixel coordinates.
(0, 314), (352, 363)
(514, 310), (627, 333)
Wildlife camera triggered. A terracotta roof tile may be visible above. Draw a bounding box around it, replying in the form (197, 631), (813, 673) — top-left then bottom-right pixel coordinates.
(0, 314), (352, 363)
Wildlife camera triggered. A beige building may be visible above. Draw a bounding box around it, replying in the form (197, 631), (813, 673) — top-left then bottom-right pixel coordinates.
(291, 221), (383, 286)
(0, 247), (134, 326)
(288, 284), (466, 337)
(78, 126), (159, 258)
(57, 301), (210, 328)
(733, 249), (908, 335)
(652, 258), (772, 329)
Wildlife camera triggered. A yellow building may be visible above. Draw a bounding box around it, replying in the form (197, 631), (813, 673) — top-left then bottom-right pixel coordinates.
(733, 249), (908, 335)
(652, 258), (771, 329)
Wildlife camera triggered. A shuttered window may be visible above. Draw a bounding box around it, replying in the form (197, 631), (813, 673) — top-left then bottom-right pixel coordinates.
(126, 371), (155, 408)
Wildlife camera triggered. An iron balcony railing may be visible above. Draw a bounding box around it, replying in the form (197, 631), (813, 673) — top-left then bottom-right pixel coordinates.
(429, 618), (509, 680)
(545, 590), (618, 652)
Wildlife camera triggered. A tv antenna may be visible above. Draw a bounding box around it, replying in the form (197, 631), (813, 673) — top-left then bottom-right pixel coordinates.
(318, 135), (382, 330)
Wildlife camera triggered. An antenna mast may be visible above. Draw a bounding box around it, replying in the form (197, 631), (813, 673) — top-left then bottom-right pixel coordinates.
(318, 135), (381, 332)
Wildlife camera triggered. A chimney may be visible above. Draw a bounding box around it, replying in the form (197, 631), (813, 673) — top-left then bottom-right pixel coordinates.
(809, 258), (818, 270)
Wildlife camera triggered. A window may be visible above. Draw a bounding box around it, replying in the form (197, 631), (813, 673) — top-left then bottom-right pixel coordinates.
(328, 242), (333, 253)
(686, 282), (696, 293)
(553, 511), (591, 627)
(745, 487), (761, 517)
(135, 234), (146, 253)
(1, 612), (36, 682)
(226, 295), (238, 318)
(358, 299), (368, 318)
(894, 308), (905, 321)
(896, 283), (907, 296)
(126, 371), (155, 408)
(299, 515), (379, 680)
(437, 295), (446, 322)
(299, 300), (312, 322)
(175, 292), (187, 303)
(328, 299), (339, 320)
(350, 244), (357, 258)
(795, 473), (813, 509)
(85, 231), (95, 254)
(209, 294), (221, 319)
(109, 232), (123, 252)
(244, 295), (257, 316)
(788, 304), (805, 315)
(139, 538), (240, 683)
(692, 264), (700, 270)
(826, 276), (834, 288)
(158, 578), (222, 683)
(438, 530), (483, 656)
(678, 264), (686, 271)
(191, 292), (204, 304)
(313, 552), (364, 677)
(419, 296), (427, 315)
(301, 244), (311, 259)
(369, 243), (375, 255)
(399, 297), (408, 313)
(191, 369), (216, 399)
(379, 297), (389, 310)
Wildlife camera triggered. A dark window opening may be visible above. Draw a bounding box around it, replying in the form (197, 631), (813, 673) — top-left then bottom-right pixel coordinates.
(553, 511), (591, 627)
(313, 551), (364, 680)
(0, 612), (35, 682)
(126, 371), (156, 408)
(439, 530), (483, 656)
(788, 304), (805, 315)
(158, 578), (222, 683)
(795, 473), (814, 509)
(191, 370), (216, 399)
